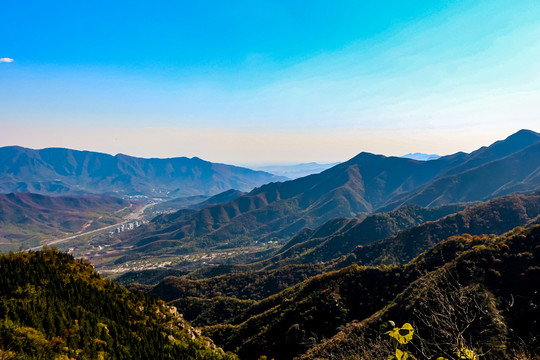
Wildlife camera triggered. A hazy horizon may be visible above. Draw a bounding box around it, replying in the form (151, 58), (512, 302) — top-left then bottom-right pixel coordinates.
(2, 0), (540, 163)
(2, 128), (533, 169)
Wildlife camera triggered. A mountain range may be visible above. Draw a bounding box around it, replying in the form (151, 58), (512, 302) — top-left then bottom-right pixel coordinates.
(0, 146), (284, 198)
(130, 192), (540, 313)
(111, 130), (540, 266)
(247, 192), (540, 271)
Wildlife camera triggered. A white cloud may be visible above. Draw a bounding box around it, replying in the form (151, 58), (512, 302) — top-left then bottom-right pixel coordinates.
(0, 58), (14, 63)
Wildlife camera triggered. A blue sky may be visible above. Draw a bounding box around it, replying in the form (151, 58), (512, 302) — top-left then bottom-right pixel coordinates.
(1, 0), (539, 164)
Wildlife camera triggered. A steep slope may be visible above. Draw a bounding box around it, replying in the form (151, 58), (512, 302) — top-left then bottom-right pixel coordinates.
(338, 192), (540, 267)
(188, 189), (246, 210)
(439, 128), (540, 177)
(384, 136), (540, 209)
(266, 192), (540, 270)
(261, 203), (467, 267)
(0, 193), (133, 251)
(0, 146), (283, 198)
(201, 227), (539, 360)
(0, 248), (237, 359)
(301, 227), (540, 360)
(119, 130), (540, 261)
(121, 149), (461, 252)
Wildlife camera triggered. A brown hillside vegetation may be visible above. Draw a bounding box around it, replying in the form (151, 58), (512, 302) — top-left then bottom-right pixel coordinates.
(337, 192), (540, 267)
(301, 226), (540, 360)
(201, 226), (539, 360)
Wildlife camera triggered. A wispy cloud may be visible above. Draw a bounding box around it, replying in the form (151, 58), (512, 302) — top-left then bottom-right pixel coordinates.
(0, 58), (14, 63)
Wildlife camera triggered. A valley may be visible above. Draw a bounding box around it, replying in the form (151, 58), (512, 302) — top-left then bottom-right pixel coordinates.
(27, 201), (154, 252)
(43, 130), (540, 276)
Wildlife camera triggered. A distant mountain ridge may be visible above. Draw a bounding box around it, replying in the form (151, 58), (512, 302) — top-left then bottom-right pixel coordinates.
(253, 162), (341, 179)
(401, 152), (441, 161)
(0, 146), (285, 198)
(117, 130), (540, 261)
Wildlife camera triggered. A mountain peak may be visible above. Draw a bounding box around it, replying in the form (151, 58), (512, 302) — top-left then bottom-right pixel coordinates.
(503, 129), (539, 143)
(463, 129), (540, 163)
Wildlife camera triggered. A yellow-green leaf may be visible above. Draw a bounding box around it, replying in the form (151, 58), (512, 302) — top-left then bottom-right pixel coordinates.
(389, 323), (414, 344)
(457, 348), (478, 359)
(395, 348), (409, 360)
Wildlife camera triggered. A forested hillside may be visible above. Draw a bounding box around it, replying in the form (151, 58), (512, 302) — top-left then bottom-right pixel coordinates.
(301, 226), (540, 359)
(130, 192), (540, 301)
(0, 248), (237, 360)
(259, 203), (467, 268)
(337, 192), (540, 267)
(125, 194), (540, 359)
(199, 226), (539, 359)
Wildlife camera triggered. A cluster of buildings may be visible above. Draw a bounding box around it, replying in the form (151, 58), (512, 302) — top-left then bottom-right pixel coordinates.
(111, 220), (147, 234)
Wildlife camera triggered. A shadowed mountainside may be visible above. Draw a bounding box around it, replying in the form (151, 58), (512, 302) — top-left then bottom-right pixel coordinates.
(300, 226), (540, 360)
(336, 192), (540, 267)
(259, 203), (468, 268)
(199, 226), (540, 360)
(187, 189), (246, 210)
